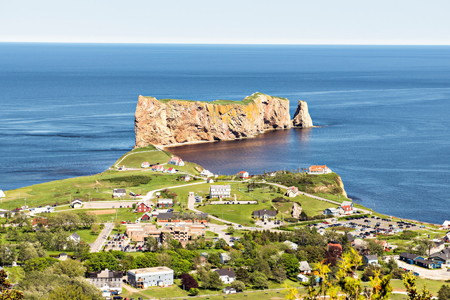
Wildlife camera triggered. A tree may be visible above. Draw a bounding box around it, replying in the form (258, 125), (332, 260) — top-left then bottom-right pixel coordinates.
(281, 253), (299, 278)
(171, 259), (192, 277)
(18, 242), (46, 262)
(0, 269), (24, 300)
(272, 264), (287, 283)
(403, 272), (432, 300)
(202, 271), (222, 290)
(366, 240), (384, 258)
(231, 280), (245, 292)
(156, 252), (172, 267)
(47, 284), (91, 300)
(23, 257), (58, 272)
(227, 226), (235, 236)
(145, 236), (159, 252)
(188, 288), (199, 296)
(52, 259), (86, 278)
(181, 273), (198, 290)
(0, 246), (16, 266)
(208, 252), (221, 267)
(438, 285), (450, 300)
(236, 268), (251, 285)
(91, 224), (99, 235)
(251, 272), (268, 289)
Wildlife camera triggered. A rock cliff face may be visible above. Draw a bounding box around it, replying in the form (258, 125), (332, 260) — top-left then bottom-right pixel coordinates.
(135, 93), (312, 147)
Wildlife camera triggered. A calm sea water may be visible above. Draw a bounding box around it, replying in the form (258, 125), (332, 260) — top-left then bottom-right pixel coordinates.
(1, 43), (449, 223)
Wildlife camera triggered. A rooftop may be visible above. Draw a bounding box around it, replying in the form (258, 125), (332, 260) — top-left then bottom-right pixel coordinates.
(128, 267), (173, 274)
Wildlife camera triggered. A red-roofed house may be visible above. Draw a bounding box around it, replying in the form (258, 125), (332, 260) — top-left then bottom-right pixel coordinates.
(337, 205), (353, 215)
(237, 171), (249, 179)
(141, 162), (150, 168)
(151, 165), (165, 172)
(136, 201), (153, 213)
(169, 157), (185, 166)
(140, 212), (152, 221)
(167, 167), (177, 174)
(308, 165), (332, 175)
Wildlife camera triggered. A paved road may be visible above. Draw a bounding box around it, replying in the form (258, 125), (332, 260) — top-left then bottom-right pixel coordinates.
(396, 258), (450, 280)
(90, 222), (113, 253)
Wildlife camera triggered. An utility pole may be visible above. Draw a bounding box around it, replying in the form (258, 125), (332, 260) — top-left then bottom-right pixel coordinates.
(89, 192), (91, 202)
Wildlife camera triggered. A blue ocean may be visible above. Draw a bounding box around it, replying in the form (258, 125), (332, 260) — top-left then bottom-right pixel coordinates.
(1, 43), (449, 223)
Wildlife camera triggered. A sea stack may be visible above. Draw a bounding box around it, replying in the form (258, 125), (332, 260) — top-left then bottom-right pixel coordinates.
(134, 92), (313, 147)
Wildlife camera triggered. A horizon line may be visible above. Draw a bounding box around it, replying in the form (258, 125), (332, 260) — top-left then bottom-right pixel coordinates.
(1, 41), (450, 46)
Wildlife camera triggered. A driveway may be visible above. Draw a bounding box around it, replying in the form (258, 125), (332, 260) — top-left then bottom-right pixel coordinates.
(90, 222), (113, 253)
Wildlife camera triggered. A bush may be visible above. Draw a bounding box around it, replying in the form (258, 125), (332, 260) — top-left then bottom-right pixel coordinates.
(272, 197), (287, 203)
(188, 288), (199, 296)
(105, 175), (151, 186)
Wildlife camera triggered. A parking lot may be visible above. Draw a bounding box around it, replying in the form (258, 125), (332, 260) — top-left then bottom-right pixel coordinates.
(311, 215), (423, 239)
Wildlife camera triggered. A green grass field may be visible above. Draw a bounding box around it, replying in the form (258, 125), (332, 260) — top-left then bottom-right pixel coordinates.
(71, 228), (100, 244)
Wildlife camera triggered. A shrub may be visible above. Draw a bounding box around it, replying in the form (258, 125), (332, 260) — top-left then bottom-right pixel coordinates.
(188, 288), (199, 296)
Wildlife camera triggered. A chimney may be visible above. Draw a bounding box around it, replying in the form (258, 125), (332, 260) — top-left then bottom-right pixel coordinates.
(228, 267), (231, 271)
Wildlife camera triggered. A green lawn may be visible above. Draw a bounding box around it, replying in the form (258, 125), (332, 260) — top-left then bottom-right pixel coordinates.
(113, 146), (171, 168)
(198, 201), (272, 226)
(388, 278), (445, 295)
(71, 228), (100, 244)
(4, 267), (25, 284)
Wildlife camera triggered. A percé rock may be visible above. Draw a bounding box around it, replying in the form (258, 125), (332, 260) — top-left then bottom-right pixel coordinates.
(291, 100), (313, 128)
(135, 93), (313, 147)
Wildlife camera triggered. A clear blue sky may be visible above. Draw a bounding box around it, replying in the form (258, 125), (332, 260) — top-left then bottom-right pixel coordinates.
(1, 0), (449, 44)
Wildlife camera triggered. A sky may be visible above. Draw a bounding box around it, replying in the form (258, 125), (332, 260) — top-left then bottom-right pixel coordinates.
(1, 0), (450, 45)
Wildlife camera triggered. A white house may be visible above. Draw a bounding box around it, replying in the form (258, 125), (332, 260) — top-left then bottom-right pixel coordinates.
(299, 261), (312, 274)
(341, 201), (354, 207)
(151, 165), (165, 172)
(127, 267), (174, 288)
(0, 190), (5, 198)
(308, 165), (332, 175)
(58, 253), (68, 261)
(237, 171), (249, 179)
(284, 240), (298, 251)
(200, 169), (214, 177)
(220, 253), (231, 264)
(215, 268), (236, 284)
(69, 232), (81, 243)
(169, 157), (185, 166)
(210, 185), (231, 198)
(442, 221), (450, 229)
(141, 162), (150, 168)
(167, 167), (177, 174)
(297, 274), (309, 283)
(337, 205), (353, 215)
(223, 286), (237, 294)
(206, 178), (214, 183)
(323, 208), (339, 216)
(286, 186), (299, 197)
(71, 199), (83, 208)
(113, 189), (126, 197)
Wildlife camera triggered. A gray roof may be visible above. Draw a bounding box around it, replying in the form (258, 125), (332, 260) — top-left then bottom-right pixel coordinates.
(215, 268), (236, 278)
(400, 252), (419, 260)
(90, 270), (122, 279)
(114, 188), (126, 193)
(415, 259), (435, 266)
(157, 212), (173, 220)
(430, 252), (450, 261)
(364, 255), (378, 261)
(71, 232), (80, 239)
(299, 261), (311, 271)
(253, 209), (277, 217)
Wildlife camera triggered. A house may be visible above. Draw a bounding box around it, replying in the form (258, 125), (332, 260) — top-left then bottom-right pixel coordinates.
(167, 167), (177, 174)
(151, 165), (165, 172)
(140, 212), (152, 221)
(206, 178), (214, 183)
(58, 253), (68, 261)
(429, 249), (450, 267)
(286, 186), (299, 197)
(182, 175), (191, 182)
(136, 201), (153, 213)
(399, 252), (423, 264)
(299, 261), (312, 274)
(210, 185), (231, 199)
(374, 240), (389, 251)
(113, 189), (126, 197)
(237, 171), (249, 179)
(323, 208), (339, 216)
(220, 253), (231, 264)
(141, 162), (150, 168)
(69, 232), (81, 243)
(157, 198), (173, 208)
(156, 212), (174, 222)
(223, 286), (237, 294)
(337, 205), (353, 215)
(308, 165), (332, 175)
(200, 169), (214, 177)
(253, 209), (277, 220)
(441, 220), (450, 229)
(363, 255), (379, 266)
(70, 199), (83, 208)
(347, 233), (355, 245)
(169, 157), (185, 166)
(90, 269), (123, 292)
(127, 267), (174, 288)
(297, 274), (309, 283)
(341, 201), (354, 207)
(284, 240), (298, 251)
(0, 190), (5, 198)
(415, 259), (437, 269)
(215, 268), (236, 284)
(433, 240), (445, 252)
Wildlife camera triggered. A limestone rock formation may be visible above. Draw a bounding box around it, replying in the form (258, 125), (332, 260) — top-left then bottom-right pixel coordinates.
(291, 100), (313, 128)
(292, 202), (302, 219)
(135, 93), (313, 147)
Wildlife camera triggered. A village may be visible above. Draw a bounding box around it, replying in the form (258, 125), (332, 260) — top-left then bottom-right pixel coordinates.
(2, 150), (450, 300)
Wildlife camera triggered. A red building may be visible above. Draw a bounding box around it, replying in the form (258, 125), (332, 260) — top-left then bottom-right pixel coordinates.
(140, 212), (152, 221)
(136, 201), (153, 213)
